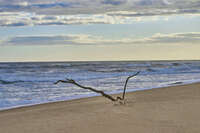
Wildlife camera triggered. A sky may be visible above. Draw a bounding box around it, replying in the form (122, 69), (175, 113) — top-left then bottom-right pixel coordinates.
(0, 0), (200, 62)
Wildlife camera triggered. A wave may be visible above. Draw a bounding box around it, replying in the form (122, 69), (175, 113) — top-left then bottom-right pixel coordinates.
(0, 80), (53, 85)
(88, 68), (130, 73)
(0, 80), (26, 85)
(168, 81), (183, 85)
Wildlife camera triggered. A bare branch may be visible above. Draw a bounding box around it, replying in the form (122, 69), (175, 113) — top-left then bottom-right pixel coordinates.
(54, 71), (140, 102)
(55, 79), (117, 101)
(122, 71), (140, 100)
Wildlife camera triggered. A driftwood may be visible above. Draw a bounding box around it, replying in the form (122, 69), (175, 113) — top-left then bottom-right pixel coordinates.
(122, 71), (140, 100)
(54, 71), (140, 102)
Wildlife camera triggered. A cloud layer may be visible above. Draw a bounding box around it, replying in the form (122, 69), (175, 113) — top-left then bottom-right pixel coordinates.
(1, 32), (200, 45)
(0, 0), (200, 27)
(1, 0), (200, 15)
(1, 10), (200, 27)
(0, 12), (125, 26)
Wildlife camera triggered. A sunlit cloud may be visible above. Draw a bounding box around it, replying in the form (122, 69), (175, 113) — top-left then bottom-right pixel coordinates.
(1, 32), (200, 46)
(140, 32), (200, 44)
(1, 11), (200, 27)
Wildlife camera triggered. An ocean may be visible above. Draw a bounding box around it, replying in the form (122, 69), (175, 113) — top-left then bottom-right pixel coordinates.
(0, 61), (200, 110)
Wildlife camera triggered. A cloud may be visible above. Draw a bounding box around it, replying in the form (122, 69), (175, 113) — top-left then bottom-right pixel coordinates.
(107, 9), (200, 17)
(101, 0), (126, 5)
(0, 12), (111, 26)
(0, 0), (200, 27)
(2, 34), (110, 45)
(139, 32), (200, 44)
(134, 0), (172, 6)
(162, 0), (172, 5)
(1, 32), (200, 46)
(0, 1), (76, 9)
(1, 10), (200, 27)
(0, 11), (151, 26)
(5, 35), (81, 45)
(0, 0), (200, 15)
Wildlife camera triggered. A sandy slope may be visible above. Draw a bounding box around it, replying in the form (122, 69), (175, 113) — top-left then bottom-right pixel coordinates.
(1, 83), (200, 133)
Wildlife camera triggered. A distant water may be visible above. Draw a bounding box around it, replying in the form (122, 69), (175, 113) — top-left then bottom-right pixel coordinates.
(0, 61), (200, 110)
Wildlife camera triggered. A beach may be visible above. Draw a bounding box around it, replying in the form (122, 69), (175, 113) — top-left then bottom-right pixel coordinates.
(1, 61), (200, 110)
(0, 83), (200, 133)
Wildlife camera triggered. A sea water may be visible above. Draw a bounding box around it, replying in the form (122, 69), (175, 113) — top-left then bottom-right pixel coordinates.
(0, 61), (200, 110)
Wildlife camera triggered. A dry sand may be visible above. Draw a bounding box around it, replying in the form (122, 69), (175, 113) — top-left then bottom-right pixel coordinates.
(1, 83), (200, 133)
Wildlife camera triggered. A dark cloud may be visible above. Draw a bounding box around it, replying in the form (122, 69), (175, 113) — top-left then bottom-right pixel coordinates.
(135, 0), (168, 6)
(4, 22), (28, 27)
(5, 35), (80, 45)
(0, 1), (78, 13)
(101, 0), (126, 5)
(135, 0), (154, 6)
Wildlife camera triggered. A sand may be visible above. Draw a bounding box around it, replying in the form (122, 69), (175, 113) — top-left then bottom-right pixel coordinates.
(1, 83), (200, 133)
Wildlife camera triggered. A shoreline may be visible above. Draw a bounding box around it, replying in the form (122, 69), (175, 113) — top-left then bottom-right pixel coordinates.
(1, 80), (200, 112)
(1, 82), (200, 132)
(0, 81), (198, 111)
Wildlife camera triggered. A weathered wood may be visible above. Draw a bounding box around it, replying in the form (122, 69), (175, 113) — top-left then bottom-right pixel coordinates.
(122, 71), (140, 100)
(55, 72), (140, 102)
(55, 79), (117, 101)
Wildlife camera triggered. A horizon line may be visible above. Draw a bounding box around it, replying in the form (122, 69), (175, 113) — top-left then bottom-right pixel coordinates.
(0, 59), (200, 63)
